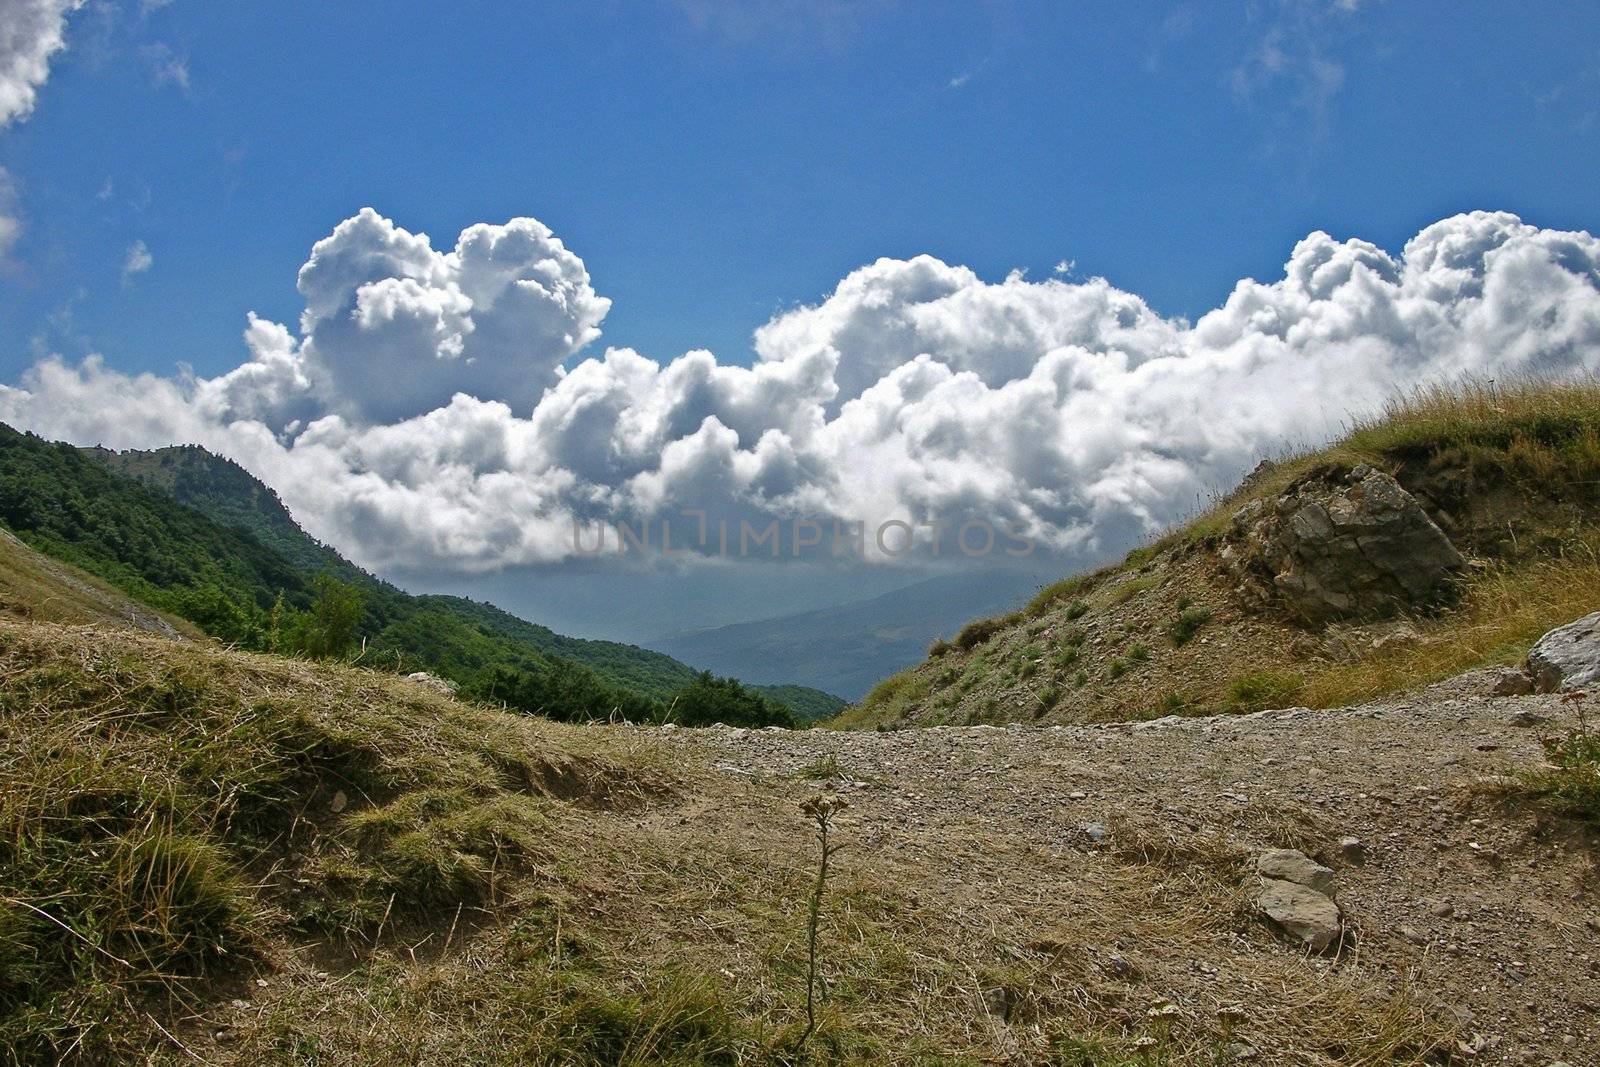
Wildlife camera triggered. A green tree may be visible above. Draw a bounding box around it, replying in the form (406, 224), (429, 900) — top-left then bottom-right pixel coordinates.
(667, 672), (797, 729)
(287, 575), (365, 659)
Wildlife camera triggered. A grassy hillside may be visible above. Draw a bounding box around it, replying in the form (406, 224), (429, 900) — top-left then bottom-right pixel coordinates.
(0, 618), (768, 1063)
(0, 526), (199, 638)
(840, 380), (1600, 729)
(10, 613), (1593, 1063)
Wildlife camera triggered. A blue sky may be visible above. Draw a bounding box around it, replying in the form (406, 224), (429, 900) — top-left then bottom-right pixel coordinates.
(3, 0), (1597, 384)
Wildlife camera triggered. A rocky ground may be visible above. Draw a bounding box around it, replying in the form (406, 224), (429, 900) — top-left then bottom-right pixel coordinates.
(631, 671), (1599, 1064)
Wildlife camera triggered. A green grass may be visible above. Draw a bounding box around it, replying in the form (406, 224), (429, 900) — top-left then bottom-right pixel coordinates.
(1108, 576), (1160, 605)
(1165, 605), (1213, 646)
(1227, 671), (1305, 713)
(831, 668), (933, 729)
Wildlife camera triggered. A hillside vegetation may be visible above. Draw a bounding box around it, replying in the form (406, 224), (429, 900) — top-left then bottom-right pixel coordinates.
(0, 425), (840, 723)
(840, 380), (1600, 729)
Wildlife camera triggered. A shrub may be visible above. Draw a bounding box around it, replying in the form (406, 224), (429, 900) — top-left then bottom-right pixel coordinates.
(284, 574), (365, 660)
(468, 661), (664, 724)
(1123, 545), (1158, 568)
(1107, 658), (1127, 679)
(928, 637), (954, 657)
(1064, 600), (1090, 621)
(668, 672), (798, 729)
(1166, 605), (1214, 646)
(1027, 575), (1093, 616)
(1520, 711), (1599, 823)
(955, 616), (1005, 650)
(1127, 643), (1150, 664)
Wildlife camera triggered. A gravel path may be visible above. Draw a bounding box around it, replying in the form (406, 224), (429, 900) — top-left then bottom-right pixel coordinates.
(639, 671), (1599, 1064)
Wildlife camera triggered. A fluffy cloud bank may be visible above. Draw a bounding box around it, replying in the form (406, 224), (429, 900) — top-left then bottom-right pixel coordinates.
(4, 209), (1599, 573)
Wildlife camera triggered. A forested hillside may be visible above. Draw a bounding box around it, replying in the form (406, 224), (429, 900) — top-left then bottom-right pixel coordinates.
(87, 440), (844, 717)
(0, 424), (833, 725)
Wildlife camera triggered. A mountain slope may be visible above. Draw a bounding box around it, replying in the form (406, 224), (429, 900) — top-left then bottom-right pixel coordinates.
(0, 525), (197, 638)
(87, 440), (846, 714)
(840, 380), (1600, 729)
(0, 424), (831, 720)
(653, 568), (1052, 701)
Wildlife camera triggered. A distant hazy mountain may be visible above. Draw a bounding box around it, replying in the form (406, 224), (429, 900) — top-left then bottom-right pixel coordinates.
(651, 567), (1056, 701)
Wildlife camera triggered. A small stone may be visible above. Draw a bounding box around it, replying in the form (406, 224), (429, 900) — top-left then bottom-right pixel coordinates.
(1491, 669), (1536, 697)
(981, 986), (1012, 1019)
(405, 671), (458, 696)
(1101, 953), (1136, 978)
(328, 789), (348, 814)
(1399, 925), (1428, 945)
(1081, 822), (1109, 843)
(1256, 877), (1342, 951)
(1430, 901), (1455, 919)
(1509, 709), (1546, 727)
(1337, 837), (1367, 865)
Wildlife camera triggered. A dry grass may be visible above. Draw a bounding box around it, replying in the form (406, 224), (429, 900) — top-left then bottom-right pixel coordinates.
(0, 618), (719, 1064)
(1300, 536), (1600, 708)
(0, 527), (199, 637)
(0, 613), (1501, 1064)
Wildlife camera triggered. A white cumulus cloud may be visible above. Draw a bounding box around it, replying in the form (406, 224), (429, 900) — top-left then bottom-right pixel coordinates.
(0, 0), (82, 128)
(230, 207), (613, 426)
(3, 208), (1599, 576)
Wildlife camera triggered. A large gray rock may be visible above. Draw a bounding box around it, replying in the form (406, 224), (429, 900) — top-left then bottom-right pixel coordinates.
(1224, 465), (1465, 624)
(1256, 878), (1342, 952)
(1527, 611), (1600, 693)
(1257, 849), (1337, 896)
(1254, 848), (1343, 951)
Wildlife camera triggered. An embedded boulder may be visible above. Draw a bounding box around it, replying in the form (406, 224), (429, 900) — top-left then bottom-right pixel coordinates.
(1254, 849), (1343, 952)
(1223, 465), (1465, 625)
(1526, 611), (1600, 693)
(406, 671), (459, 696)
